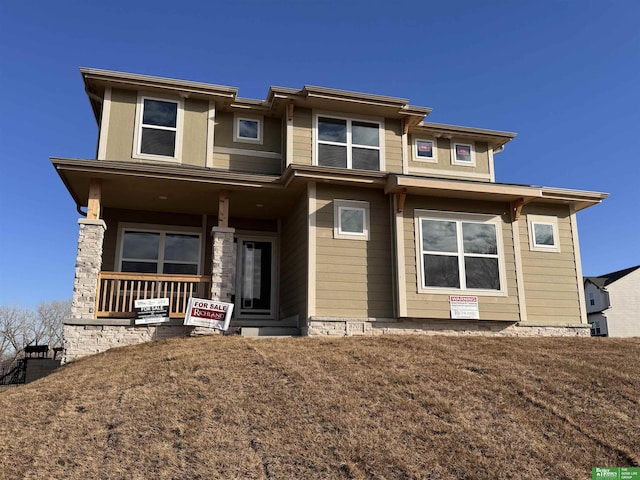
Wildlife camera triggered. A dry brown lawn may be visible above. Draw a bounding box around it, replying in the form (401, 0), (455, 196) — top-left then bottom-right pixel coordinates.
(0, 335), (638, 479)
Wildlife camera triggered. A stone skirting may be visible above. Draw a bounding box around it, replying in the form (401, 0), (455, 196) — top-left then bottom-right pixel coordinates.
(71, 219), (106, 320)
(62, 324), (194, 363)
(305, 318), (591, 337)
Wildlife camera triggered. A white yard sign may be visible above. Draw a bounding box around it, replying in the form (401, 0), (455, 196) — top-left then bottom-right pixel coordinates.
(184, 297), (234, 331)
(450, 295), (479, 319)
(134, 298), (170, 324)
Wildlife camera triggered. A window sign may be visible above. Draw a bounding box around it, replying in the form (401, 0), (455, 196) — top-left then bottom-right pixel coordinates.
(184, 297), (234, 331)
(135, 298), (170, 324)
(455, 143), (472, 162)
(415, 139), (435, 160)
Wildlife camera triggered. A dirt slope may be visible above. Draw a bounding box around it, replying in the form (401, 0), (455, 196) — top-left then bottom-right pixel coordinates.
(0, 335), (638, 479)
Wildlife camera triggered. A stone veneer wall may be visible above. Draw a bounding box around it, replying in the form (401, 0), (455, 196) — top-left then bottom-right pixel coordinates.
(63, 324), (193, 363)
(71, 219), (106, 320)
(305, 318), (591, 337)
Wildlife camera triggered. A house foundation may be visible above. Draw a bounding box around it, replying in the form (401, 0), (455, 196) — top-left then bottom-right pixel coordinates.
(305, 318), (591, 337)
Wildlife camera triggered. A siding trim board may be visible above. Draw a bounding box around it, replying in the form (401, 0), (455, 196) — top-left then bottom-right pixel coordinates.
(97, 87), (111, 160)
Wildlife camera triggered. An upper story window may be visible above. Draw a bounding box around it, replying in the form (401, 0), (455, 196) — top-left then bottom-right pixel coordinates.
(452, 141), (476, 166)
(416, 210), (506, 294)
(118, 226), (201, 274)
(315, 114), (382, 171)
(134, 95), (183, 161)
(414, 138), (437, 163)
(527, 215), (560, 252)
(234, 114), (263, 144)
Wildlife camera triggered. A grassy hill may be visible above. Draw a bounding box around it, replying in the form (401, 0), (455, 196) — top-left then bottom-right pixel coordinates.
(0, 335), (638, 479)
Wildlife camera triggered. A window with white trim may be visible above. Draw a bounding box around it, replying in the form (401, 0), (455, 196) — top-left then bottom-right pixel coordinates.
(414, 138), (437, 163)
(119, 228), (201, 274)
(528, 215), (560, 252)
(589, 292), (595, 306)
(234, 114), (263, 144)
(134, 96), (183, 160)
(316, 115), (382, 170)
(333, 200), (369, 240)
(452, 141), (475, 166)
(416, 211), (505, 293)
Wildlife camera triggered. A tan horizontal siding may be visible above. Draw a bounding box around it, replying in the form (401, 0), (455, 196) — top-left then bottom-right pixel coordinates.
(520, 205), (581, 325)
(279, 192), (308, 321)
(105, 88), (136, 161)
(384, 119), (403, 174)
(211, 152), (281, 175)
(213, 112), (282, 153)
(182, 98), (208, 168)
(314, 184), (393, 318)
(403, 196), (520, 321)
(292, 108), (312, 165)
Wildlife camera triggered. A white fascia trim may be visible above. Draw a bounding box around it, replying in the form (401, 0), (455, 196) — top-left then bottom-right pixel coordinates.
(451, 140), (476, 167)
(407, 166), (491, 180)
(488, 146), (496, 182)
(132, 93), (184, 163)
(401, 122), (409, 175)
(286, 110), (294, 167)
(97, 87), (111, 160)
(206, 101), (216, 168)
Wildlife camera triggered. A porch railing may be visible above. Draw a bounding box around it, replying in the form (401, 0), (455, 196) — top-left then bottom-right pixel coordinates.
(96, 272), (211, 318)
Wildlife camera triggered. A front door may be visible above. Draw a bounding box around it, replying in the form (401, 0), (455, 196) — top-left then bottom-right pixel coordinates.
(235, 237), (276, 319)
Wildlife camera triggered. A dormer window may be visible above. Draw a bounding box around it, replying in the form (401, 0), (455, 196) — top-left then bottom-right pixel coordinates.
(134, 95), (183, 161)
(414, 138), (437, 163)
(315, 114), (383, 171)
(452, 141), (476, 166)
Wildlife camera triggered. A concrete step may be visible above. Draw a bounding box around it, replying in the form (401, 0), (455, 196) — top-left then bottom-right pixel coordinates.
(240, 327), (301, 338)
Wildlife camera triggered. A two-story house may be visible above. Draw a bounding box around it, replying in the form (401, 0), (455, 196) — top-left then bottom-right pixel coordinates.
(53, 68), (608, 361)
(584, 266), (640, 336)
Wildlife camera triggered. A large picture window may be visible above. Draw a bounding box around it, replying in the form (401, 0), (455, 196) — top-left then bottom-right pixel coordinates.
(416, 211), (504, 293)
(119, 228), (201, 275)
(316, 115), (382, 171)
(134, 95), (183, 160)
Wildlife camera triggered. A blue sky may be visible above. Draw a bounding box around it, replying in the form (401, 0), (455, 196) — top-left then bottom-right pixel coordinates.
(1, 0), (639, 306)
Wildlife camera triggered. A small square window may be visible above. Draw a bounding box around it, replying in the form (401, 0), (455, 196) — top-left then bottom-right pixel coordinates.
(527, 215), (560, 252)
(452, 142), (475, 166)
(333, 200), (369, 240)
(414, 138), (437, 163)
(234, 114), (263, 144)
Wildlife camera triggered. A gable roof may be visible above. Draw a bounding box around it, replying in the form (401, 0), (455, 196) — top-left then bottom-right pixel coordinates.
(585, 265), (640, 288)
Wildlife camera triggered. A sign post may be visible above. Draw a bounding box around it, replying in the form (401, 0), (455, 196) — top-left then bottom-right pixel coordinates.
(184, 297), (234, 331)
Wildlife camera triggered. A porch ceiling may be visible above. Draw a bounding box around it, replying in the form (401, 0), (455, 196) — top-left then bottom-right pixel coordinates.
(52, 158), (306, 219)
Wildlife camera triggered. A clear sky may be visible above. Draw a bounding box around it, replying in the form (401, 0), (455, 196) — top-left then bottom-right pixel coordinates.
(1, 0), (639, 306)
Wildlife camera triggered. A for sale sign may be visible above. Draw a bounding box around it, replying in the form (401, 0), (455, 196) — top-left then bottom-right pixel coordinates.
(135, 298), (170, 324)
(184, 297), (234, 331)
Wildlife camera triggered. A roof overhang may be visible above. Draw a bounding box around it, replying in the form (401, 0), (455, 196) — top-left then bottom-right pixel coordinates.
(385, 175), (608, 212)
(415, 122), (518, 150)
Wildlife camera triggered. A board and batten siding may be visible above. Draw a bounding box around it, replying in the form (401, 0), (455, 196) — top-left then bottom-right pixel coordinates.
(279, 192), (309, 322)
(519, 204), (582, 324)
(403, 197), (520, 321)
(292, 108), (313, 165)
(314, 185), (394, 318)
(104, 88), (208, 167)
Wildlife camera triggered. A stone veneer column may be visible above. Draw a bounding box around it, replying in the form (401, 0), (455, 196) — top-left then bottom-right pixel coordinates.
(71, 218), (106, 320)
(210, 227), (235, 302)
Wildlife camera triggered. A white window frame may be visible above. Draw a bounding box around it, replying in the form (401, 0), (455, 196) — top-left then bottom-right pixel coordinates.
(452, 141), (476, 166)
(527, 215), (561, 252)
(413, 137), (437, 163)
(414, 210), (507, 296)
(333, 200), (370, 240)
(116, 223), (202, 275)
(313, 112), (385, 171)
(233, 113), (263, 144)
(133, 94), (184, 162)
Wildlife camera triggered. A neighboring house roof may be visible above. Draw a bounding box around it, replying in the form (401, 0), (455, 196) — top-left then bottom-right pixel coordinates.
(584, 265), (640, 288)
